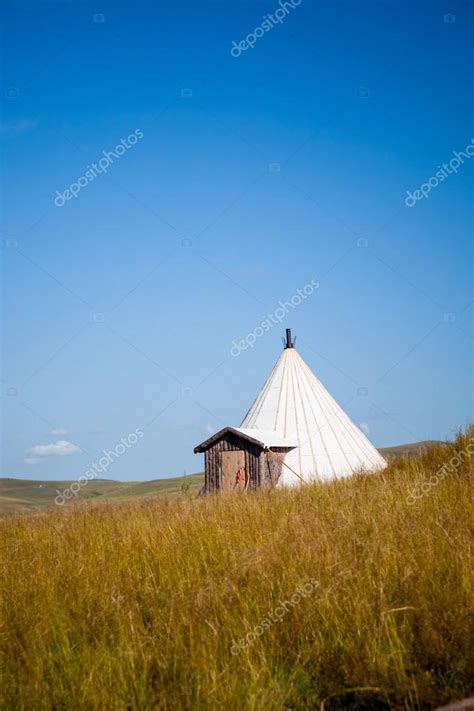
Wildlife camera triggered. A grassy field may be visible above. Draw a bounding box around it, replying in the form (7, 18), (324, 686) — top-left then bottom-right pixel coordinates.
(0, 429), (472, 710)
(0, 442), (441, 517)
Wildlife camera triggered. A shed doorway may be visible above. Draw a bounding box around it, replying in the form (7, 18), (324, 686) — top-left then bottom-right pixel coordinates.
(221, 450), (247, 491)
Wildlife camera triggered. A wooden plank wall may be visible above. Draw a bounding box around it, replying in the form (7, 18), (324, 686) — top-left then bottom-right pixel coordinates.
(204, 433), (262, 492)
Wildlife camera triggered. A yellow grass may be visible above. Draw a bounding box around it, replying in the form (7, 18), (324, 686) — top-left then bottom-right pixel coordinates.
(1, 428), (473, 710)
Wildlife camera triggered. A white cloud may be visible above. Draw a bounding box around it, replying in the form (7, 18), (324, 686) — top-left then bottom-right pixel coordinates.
(0, 117), (39, 137)
(359, 422), (370, 436)
(50, 427), (67, 435)
(205, 423), (215, 434)
(26, 440), (81, 458)
(24, 457), (40, 465)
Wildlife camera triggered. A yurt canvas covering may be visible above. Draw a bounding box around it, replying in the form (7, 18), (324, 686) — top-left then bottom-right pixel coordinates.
(240, 330), (386, 486)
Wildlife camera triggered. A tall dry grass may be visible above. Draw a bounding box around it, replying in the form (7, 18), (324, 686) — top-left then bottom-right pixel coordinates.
(1, 428), (473, 710)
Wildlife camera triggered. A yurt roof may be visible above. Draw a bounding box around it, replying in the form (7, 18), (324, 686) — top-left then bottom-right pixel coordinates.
(240, 330), (387, 485)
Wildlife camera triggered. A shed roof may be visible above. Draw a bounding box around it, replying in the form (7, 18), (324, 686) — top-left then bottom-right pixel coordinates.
(194, 426), (297, 453)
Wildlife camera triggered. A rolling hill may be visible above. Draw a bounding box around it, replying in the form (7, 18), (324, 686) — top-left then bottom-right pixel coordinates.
(0, 440), (445, 516)
(0, 473), (204, 516)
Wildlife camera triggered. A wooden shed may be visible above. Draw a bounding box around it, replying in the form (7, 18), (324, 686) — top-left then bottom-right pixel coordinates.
(194, 426), (296, 493)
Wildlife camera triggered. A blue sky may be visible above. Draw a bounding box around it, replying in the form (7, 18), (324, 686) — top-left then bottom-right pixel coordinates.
(2, 0), (472, 481)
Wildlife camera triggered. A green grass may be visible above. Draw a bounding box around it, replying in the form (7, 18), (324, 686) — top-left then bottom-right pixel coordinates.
(0, 429), (472, 710)
(0, 473), (204, 516)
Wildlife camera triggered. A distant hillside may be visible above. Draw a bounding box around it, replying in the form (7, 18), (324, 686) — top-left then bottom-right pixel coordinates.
(0, 440), (446, 516)
(0, 473), (204, 516)
(378, 440), (445, 459)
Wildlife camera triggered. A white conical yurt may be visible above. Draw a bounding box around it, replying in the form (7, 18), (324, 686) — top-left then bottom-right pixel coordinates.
(240, 330), (386, 486)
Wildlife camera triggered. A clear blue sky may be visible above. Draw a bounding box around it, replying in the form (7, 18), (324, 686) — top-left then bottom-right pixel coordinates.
(2, 0), (472, 481)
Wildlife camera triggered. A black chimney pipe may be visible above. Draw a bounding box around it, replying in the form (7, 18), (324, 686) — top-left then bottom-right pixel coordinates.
(285, 328), (293, 348)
